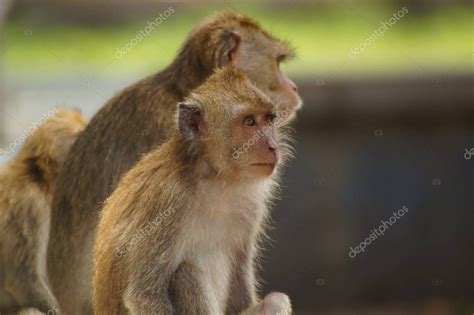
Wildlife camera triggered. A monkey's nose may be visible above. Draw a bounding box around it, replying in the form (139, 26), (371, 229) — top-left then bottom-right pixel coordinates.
(267, 138), (277, 151)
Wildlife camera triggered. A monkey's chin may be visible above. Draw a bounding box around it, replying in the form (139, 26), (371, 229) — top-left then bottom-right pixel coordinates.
(249, 163), (276, 177)
(294, 97), (303, 111)
(288, 98), (303, 116)
(278, 100), (302, 123)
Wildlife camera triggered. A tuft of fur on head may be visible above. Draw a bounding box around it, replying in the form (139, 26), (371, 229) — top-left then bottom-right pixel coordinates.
(193, 10), (284, 44)
(197, 10), (295, 61)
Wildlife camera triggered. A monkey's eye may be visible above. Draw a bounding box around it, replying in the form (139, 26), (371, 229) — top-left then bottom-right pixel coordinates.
(243, 115), (256, 127)
(265, 113), (277, 124)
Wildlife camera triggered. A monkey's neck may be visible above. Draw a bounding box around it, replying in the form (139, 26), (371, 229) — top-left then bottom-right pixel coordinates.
(160, 52), (214, 99)
(167, 135), (222, 182)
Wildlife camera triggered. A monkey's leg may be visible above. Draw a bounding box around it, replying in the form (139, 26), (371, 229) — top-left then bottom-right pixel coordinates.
(169, 261), (211, 315)
(123, 287), (174, 315)
(27, 276), (58, 313)
(5, 260), (58, 313)
(240, 292), (292, 315)
(4, 218), (58, 313)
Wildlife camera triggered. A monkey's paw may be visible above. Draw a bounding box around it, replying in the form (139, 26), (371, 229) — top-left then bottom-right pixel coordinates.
(240, 292), (292, 315)
(260, 292), (292, 315)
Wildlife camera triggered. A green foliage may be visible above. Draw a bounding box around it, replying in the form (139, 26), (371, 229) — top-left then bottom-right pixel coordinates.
(4, 4), (473, 77)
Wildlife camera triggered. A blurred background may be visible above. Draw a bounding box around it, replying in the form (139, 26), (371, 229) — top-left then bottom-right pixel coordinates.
(0, 0), (473, 314)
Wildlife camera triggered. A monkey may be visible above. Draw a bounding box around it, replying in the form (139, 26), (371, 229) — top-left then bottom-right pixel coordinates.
(48, 11), (302, 314)
(93, 67), (293, 315)
(0, 109), (86, 314)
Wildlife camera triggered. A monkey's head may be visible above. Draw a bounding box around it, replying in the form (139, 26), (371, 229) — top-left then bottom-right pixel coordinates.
(177, 11), (302, 120)
(176, 67), (288, 182)
(17, 109), (86, 186)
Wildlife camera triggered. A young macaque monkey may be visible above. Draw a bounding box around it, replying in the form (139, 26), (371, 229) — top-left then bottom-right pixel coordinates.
(49, 12), (301, 312)
(0, 109), (86, 314)
(93, 67), (293, 315)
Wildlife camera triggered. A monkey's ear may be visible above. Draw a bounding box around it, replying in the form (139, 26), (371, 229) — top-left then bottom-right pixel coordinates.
(27, 155), (53, 184)
(177, 102), (206, 140)
(219, 31), (241, 66)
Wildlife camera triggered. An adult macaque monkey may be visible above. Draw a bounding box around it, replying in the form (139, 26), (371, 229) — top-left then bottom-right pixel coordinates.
(0, 110), (86, 314)
(49, 12), (302, 314)
(93, 67), (292, 315)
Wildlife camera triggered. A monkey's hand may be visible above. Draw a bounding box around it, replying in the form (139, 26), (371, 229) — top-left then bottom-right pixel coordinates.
(239, 292), (292, 315)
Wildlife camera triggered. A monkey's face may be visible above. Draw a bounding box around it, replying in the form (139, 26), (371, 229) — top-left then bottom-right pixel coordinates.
(232, 32), (303, 120)
(229, 110), (280, 179)
(178, 67), (283, 182)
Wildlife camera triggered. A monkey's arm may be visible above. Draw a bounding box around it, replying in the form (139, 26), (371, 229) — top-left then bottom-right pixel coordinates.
(123, 260), (175, 315)
(169, 261), (211, 315)
(123, 254), (211, 314)
(123, 278), (174, 315)
(124, 261), (211, 315)
(226, 258), (293, 315)
(226, 233), (292, 315)
(225, 250), (258, 314)
(2, 198), (59, 313)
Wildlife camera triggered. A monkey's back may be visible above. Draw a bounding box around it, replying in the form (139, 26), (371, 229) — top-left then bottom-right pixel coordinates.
(47, 72), (183, 314)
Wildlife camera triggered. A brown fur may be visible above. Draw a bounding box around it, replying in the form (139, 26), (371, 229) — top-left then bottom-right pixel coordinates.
(93, 67), (292, 314)
(0, 109), (86, 314)
(48, 11), (301, 314)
